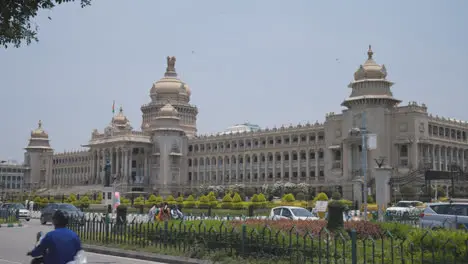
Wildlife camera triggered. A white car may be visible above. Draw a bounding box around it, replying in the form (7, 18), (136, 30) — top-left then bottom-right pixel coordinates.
(2, 203), (31, 221)
(270, 206), (319, 221)
(386, 201), (424, 219)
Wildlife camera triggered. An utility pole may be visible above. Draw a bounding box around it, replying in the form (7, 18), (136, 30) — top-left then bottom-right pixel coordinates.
(361, 111), (368, 221)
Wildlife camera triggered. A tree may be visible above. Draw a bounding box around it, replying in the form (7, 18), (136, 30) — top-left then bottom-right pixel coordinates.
(0, 0), (92, 48)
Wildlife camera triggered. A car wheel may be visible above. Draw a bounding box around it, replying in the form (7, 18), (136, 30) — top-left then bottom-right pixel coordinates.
(26, 218), (30, 222)
(40, 216), (46, 225)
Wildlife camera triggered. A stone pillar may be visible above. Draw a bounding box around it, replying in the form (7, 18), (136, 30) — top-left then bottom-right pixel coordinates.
(116, 149), (120, 179)
(375, 166), (392, 221)
(411, 142), (418, 169)
(123, 149), (128, 183)
(129, 147), (133, 183)
(315, 151), (319, 178)
(144, 152), (148, 184)
(352, 177), (363, 209)
(432, 145), (435, 169)
(100, 149), (106, 184)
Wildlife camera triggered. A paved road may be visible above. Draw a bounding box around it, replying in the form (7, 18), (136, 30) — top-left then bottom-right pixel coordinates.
(0, 219), (165, 264)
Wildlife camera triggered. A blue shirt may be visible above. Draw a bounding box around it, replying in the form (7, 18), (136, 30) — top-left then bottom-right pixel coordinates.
(31, 227), (82, 264)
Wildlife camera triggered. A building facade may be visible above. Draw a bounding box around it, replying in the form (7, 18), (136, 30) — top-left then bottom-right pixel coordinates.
(22, 47), (468, 201)
(0, 160), (26, 200)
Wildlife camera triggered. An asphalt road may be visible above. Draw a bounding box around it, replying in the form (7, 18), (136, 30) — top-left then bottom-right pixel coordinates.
(0, 219), (166, 264)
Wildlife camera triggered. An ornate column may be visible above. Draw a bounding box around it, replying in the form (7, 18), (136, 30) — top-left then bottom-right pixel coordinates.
(110, 149), (115, 175)
(123, 148), (128, 183)
(280, 154), (284, 181)
(129, 147), (133, 183)
(272, 153), (276, 183)
(315, 150), (319, 178)
(462, 149), (465, 171)
(144, 150), (148, 184)
(89, 150), (95, 183)
(100, 149), (106, 184)
(115, 148), (120, 179)
(288, 151), (293, 182)
(432, 145), (435, 169)
(306, 150), (310, 182)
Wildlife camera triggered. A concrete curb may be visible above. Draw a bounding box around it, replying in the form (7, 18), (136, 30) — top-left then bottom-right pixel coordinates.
(82, 244), (212, 264)
(0, 223), (23, 228)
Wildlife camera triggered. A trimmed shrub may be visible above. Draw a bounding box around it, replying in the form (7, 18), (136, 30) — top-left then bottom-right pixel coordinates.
(232, 193), (242, 203)
(282, 193), (295, 203)
(198, 195), (210, 208)
(315, 192), (329, 201)
(221, 193), (233, 209)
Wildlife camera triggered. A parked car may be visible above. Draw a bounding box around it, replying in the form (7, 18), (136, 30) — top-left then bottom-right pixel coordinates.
(270, 206), (320, 220)
(420, 201), (468, 230)
(386, 201), (425, 219)
(0, 203), (31, 221)
(40, 203), (84, 225)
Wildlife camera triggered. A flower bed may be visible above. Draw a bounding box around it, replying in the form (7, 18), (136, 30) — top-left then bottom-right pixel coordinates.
(231, 219), (383, 239)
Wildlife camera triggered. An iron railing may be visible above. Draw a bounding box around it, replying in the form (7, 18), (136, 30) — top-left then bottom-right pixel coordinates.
(69, 217), (468, 264)
(0, 209), (19, 224)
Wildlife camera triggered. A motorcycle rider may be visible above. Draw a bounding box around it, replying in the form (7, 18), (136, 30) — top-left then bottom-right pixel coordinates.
(27, 210), (82, 264)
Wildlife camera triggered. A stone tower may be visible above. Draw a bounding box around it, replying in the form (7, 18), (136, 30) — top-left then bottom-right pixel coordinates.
(24, 120), (54, 189)
(340, 46), (401, 202)
(150, 103), (189, 196)
(141, 56), (198, 138)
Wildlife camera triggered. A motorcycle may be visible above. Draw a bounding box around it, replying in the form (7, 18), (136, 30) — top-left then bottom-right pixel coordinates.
(28, 231), (88, 264)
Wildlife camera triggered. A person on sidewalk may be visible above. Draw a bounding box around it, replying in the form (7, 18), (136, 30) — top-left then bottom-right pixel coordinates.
(27, 210), (83, 264)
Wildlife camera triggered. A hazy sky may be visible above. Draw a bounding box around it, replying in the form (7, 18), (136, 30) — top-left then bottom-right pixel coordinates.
(1, 0), (467, 162)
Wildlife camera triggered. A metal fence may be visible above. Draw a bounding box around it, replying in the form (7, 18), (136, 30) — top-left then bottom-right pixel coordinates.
(0, 209), (19, 224)
(69, 217), (468, 264)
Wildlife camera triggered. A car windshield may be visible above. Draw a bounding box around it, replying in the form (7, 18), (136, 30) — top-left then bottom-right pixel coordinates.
(396, 202), (412, 207)
(4, 204), (24, 209)
(13, 204), (25, 209)
(58, 204), (78, 211)
(291, 208), (313, 217)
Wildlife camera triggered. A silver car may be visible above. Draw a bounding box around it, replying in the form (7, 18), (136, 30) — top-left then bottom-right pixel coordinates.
(420, 201), (468, 230)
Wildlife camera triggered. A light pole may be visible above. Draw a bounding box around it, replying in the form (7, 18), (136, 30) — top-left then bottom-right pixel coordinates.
(350, 111), (369, 220)
(361, 111), (368, 221)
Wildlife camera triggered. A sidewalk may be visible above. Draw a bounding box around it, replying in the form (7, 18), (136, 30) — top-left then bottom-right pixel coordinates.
(82, 244), (211, 264)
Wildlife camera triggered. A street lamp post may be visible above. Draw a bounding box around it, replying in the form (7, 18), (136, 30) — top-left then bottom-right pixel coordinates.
(350, 111), (369, 221)
(361, 111), (368, 221)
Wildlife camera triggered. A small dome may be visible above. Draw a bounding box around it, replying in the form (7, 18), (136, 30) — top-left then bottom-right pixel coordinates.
(31, 120), (48, 138)
(159, 103), (179, 117)
(112, 106), (129, 125)
(150, 56), (191, 98)
(354, 45), (387, 81)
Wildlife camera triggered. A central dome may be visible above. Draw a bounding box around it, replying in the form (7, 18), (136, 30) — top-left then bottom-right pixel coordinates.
(150, 56), (191, 102)
(31, 120), (48, 138)
(353, 46), (387, 81)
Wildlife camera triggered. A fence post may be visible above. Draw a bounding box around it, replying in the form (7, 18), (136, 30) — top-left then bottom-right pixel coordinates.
(105, 213), (110, 243)
(351, 229), (357, 264)
(241, 224), (246, 257)
(164, 220), (169, 247)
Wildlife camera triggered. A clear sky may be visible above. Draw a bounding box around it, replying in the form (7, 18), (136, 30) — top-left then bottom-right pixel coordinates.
(0, 0), (467, 162)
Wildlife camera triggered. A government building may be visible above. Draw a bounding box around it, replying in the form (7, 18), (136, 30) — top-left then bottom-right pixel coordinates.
(20, 47), (468, 202)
